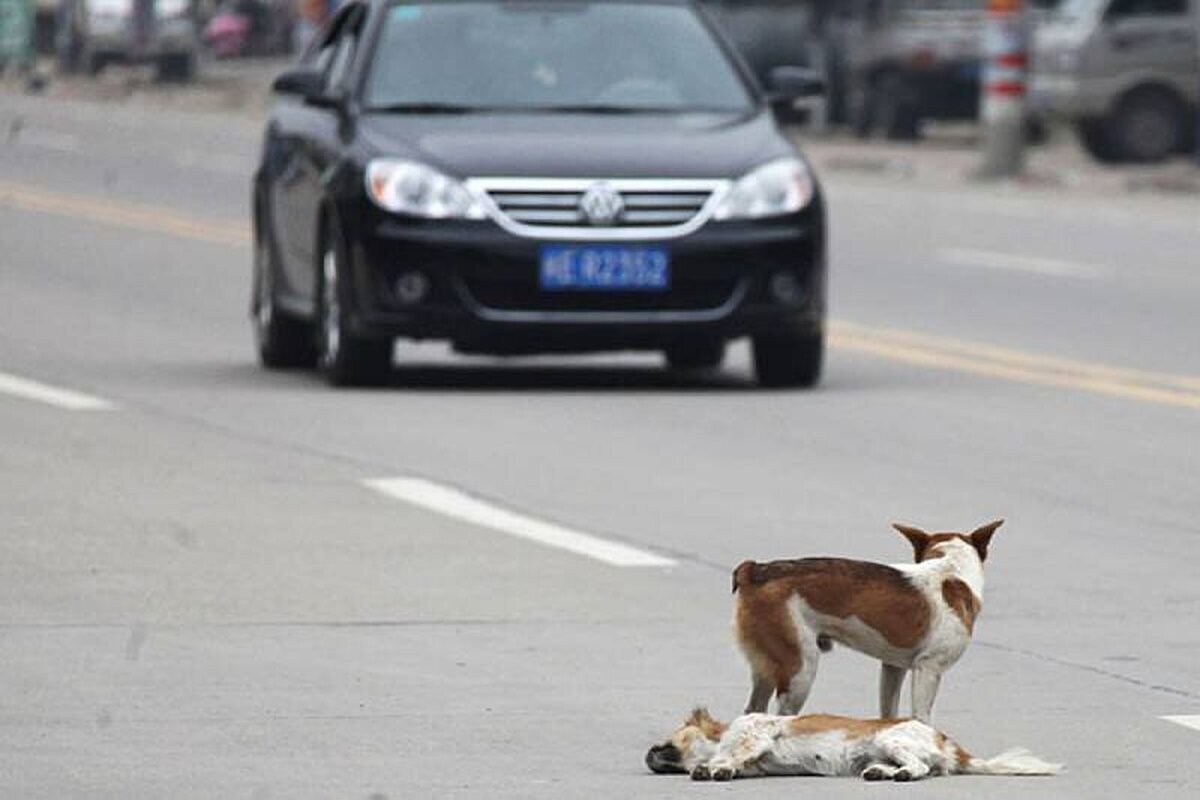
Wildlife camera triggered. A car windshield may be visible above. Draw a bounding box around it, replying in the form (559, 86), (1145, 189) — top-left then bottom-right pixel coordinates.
(1045, 0), (1107, 20)
(362, 1), (755, 113)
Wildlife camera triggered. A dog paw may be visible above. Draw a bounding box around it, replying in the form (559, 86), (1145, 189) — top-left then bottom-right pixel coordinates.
(861, 765), (890, 781)
(690, 765), (712, 782)
(892, 768), (915, 782)
(711, 766), (736, 782)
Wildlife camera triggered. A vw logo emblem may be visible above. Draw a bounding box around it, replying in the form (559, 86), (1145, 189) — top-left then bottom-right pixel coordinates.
(579, 182), (624, 226)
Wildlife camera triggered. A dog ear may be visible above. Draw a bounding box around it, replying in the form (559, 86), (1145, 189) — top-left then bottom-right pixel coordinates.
(968, 519), (1004, 562)
(892, 523), (931, 562)
(688, 707), (712, 726)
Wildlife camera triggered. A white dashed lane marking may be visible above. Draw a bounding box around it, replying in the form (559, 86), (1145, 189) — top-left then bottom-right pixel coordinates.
(364, 477), (676, 568)
(1162, 716), (1200, 733)
(939, 248), (1108, 280)
(0, 370), (115, 411)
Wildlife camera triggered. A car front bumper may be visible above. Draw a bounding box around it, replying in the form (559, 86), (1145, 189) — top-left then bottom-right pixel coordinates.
(336, 200), (827, 355)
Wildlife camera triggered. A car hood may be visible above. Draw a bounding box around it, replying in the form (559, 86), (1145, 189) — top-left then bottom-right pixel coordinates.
(355, 110), (792, 179)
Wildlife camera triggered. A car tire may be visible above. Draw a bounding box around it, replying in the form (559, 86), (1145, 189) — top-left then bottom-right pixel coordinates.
(665, 340), (725, 372)
(252, 233), (316, 368)
(316, 216), (392, 387)
(1076, 118), (1122, 164)
(874, 73), (921, 142)
(1107, 87), (1186, 164)
(753, 332), (823, 389)
(85, 51), (106, 76)
(156, 53), (196, 83)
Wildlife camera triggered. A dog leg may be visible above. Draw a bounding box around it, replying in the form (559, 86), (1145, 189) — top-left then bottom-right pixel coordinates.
(879, 664), (905, 718)
(910, 666), (942, 723)
(777, 652), (816, 714)
(706, 728), (774, 781)
(888, 751), (933, 782)
(861, 763), (898, 781)
(775, 645), (819, 715)
(744, 671), (773, 714)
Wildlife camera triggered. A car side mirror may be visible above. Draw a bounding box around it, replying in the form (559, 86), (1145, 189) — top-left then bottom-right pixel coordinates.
(273, 67), (349, 114)
(272, 67), (325, 99)
(767, 66), (826, 102)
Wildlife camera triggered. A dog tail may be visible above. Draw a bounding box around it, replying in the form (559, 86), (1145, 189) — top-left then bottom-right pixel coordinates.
(961, 748), (1063, 776)
(732, 560), (757, 594)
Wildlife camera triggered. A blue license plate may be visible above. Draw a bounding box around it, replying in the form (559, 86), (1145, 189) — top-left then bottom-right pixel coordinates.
(540, 245), (670, 291)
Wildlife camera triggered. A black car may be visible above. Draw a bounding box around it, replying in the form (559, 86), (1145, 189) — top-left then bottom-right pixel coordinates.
(252, 0), (828, 387)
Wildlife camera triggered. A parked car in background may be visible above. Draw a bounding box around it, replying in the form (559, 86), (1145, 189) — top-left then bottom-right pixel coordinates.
(1032, 0), (1199, 163)
(253, 0), (829, 388)
(699, 0), (830, 124)
(829, 0), (989, 140)
(57, 0), (199, 80)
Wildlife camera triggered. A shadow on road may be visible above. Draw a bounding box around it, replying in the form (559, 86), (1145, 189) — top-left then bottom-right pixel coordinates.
(139, 359), (765, 393)
(129, 357), (917, 395)
(379, 363), (756, 392)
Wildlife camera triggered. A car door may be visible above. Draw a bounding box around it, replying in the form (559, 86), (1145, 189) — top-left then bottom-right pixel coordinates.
(267, 5), (364, 309)
(1094, 0), (1198, 96)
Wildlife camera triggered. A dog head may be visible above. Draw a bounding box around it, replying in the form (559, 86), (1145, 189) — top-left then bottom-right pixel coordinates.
(893, 519), (1004, 564)
(645, 707), (726, 774)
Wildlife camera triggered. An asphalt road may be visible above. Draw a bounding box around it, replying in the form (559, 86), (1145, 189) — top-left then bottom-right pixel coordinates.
(2, 93), (1199, 799)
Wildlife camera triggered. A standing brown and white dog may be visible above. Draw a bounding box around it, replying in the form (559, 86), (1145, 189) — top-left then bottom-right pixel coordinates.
(645, 707), (1060, 782)
(733, 519), (1003, 722)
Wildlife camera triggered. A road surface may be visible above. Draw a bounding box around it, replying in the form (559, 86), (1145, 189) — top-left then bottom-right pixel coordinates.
(2, 94), (1199, 798)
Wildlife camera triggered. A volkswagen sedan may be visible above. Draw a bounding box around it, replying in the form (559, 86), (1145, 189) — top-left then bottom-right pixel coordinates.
(252, 0), (828, 386)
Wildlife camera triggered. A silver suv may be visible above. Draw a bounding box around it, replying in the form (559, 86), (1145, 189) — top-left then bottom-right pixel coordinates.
(1032, 0), (1199, 162)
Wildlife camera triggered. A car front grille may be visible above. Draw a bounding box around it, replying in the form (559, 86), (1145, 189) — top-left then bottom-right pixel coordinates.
(466, 178), (729, 241)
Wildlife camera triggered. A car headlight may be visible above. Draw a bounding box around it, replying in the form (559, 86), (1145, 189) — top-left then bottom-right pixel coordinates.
(365, 159), (485, 220)
(713, 158), (815, 221)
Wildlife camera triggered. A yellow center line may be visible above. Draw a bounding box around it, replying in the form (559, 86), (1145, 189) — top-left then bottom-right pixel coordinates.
(3, 178), (1198, 410)
(831, 326), (1200, 411)
(0, 180), (248, 248)
(833, 321), (1200, 393)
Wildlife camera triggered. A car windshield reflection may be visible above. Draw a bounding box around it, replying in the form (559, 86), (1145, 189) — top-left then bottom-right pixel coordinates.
(362, 1), (755, 114)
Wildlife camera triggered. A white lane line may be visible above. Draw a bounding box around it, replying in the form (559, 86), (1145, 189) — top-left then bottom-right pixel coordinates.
(363, 477), (676, 568)
(1162, 715), (1200, 732)
(0, 371), (115, 411)
(939, 248), (1108, 280)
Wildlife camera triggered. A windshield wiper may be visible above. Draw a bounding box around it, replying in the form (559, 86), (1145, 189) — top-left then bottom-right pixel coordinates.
(536, 104), (679, 114)
(365, 102), (495, 114)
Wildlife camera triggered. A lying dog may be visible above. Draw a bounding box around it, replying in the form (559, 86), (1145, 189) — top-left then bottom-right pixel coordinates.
(733, 519), (1003, 721)
(646, 707), (1061, 782)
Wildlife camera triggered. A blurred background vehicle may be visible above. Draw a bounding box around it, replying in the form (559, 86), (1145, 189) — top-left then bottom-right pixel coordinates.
(203, 0), (293, 58)
(700, 1), (1059, 139)
(700, 0), (829, 124)
(1, 0), (37, 72)
(55, 0), (199, 80)
(1032, 0), (1199, 163)
(832, 0), (992, 140)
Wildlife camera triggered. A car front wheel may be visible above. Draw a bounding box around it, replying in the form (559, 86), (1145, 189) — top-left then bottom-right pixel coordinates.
(317, 219), (392, 387)
(753, 332), (823, 389)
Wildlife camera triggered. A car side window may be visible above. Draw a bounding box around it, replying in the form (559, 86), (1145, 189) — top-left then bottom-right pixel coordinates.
(301, 4), (362, 79)
(325, 25), (361, 93)
(1105, 0), (1187, 20)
